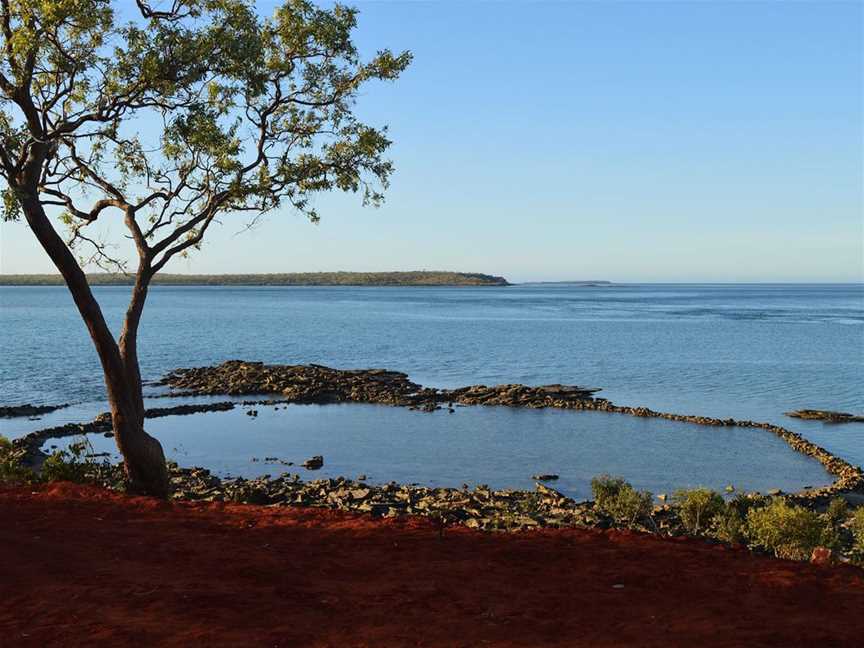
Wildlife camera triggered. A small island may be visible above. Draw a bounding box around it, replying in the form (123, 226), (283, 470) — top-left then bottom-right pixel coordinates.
(0, 271), (510, 287)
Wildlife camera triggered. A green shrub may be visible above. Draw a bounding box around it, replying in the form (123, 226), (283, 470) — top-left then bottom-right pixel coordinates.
(590, 475), (653, 526)
(825, 497), (848, 526)
(712, 507), (746, 544)
(0, 435), (35, 484)
(745, 498), (837, 561)
(851, 507), (864, 555)
(710, 493), (765, 544)
(41, 450), (91, 483)
(674, 488), (726, 534)
(591, 475), (627, 509)
(40, 439), (112, 485)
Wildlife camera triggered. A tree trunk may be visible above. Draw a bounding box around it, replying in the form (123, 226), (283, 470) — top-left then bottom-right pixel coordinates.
(18, 191), (170, 498)
(110, 405), (170, 498)
(116, 256), (169, 497)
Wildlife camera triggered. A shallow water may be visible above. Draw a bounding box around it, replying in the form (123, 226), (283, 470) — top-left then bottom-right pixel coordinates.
(2, 283), (862, 483)
(41, 403), (833, 501)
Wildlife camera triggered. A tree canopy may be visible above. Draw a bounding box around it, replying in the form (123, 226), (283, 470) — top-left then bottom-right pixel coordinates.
(0, 0), (411, 273)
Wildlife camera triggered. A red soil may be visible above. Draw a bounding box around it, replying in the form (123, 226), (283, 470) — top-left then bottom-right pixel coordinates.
(2, 483), (863, 647)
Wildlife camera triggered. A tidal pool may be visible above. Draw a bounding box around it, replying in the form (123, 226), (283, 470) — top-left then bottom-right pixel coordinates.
(40, 402), (834, 501)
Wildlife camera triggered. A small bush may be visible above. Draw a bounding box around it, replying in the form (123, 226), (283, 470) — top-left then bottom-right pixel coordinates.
(591, 475), (627, 509)
(710, 493), (766, 544)
(41, 450), (92, 483)
(712, 508), (746, 544)
(825, 497), (848, 526)
(745, 498), (837, 561)
(40, 439), (112, 485)
(674, 488), (726, 534)
(0, 435), (35, 484)
(591, 475), (653, 526)
(852, 507), (864, 555)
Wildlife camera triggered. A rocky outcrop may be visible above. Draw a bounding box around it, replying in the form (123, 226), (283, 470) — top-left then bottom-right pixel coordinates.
(160, 361), (432, 402)
(158, 361), (601, 409)
(14, 361), (864, 511)
(156, 361), (864, 504)
(302, 456), (324, 470)
(0, 403), (69, 418)
(786, 410), (864, 423)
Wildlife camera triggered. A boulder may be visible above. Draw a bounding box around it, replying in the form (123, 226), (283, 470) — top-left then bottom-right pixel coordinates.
(302, 456), (324, 470)
(531, 474), (559, 482)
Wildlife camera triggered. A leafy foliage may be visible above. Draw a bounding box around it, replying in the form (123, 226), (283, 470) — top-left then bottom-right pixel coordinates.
(41, 440), (98, 483)
(590, 474), (653, 527)
(40, 438), (126, 488)
(851, 507), (864, 557)
(745, 498), (837, 561)
(0, 435), (35, 483)
(708, 493), (765, 545)
(1, 434), (122, 488)
(673, 487), (725, 535)
(0, 0), (411, 271)
(825, 497), (848, 527)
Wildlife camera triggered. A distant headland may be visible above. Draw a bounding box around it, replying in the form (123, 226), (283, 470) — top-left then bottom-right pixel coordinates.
(0, 271), (510, 287)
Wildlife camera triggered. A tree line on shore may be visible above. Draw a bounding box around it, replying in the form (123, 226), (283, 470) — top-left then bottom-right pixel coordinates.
(0, 271), (510, 287)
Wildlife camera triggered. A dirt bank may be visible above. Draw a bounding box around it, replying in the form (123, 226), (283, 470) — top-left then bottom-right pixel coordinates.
(2, 482), (863, 647)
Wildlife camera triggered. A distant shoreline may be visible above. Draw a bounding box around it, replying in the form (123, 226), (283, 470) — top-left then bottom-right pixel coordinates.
(0, 271), (510, 287)
(520, 281), (612, 286)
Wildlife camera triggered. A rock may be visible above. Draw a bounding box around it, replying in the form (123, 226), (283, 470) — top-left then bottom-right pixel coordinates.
(657, 493), (667, 502)
(786, 410), (864, 423)
(0, 403), (69, 418)
(302, 455), (324, 470)
(531, 474), (559, 481)
(535, 483), (566, 501)
(767, 489), (782, 496)
(156, 361), (604, 412)
(810, 547), (834, 565)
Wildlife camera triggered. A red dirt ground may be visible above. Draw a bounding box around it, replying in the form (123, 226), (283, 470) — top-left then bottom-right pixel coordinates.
(2, 483), (863, 648)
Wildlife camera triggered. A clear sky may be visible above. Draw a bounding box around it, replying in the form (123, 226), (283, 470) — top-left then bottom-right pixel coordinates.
(1, 0), (862, 282)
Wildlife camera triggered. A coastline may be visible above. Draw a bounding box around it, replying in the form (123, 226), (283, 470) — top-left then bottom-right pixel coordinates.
(0, 271), (511, 287)
(9, 362), (862, 539)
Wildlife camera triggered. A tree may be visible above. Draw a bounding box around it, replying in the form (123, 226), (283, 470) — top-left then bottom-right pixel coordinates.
(0, 0), (410, 497)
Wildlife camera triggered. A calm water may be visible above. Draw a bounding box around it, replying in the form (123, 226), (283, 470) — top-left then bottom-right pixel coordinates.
(41, 403), (833, 500)
(1, 283), (862, 488)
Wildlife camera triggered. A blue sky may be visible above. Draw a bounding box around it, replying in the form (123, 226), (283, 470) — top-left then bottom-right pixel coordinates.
(1, 0), (861, 282)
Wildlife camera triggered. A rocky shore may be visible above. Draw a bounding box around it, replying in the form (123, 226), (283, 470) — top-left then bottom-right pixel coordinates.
(172, 467), (606, 532)
(9, 360), (863, 536)
(156, 361), (864, 504)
